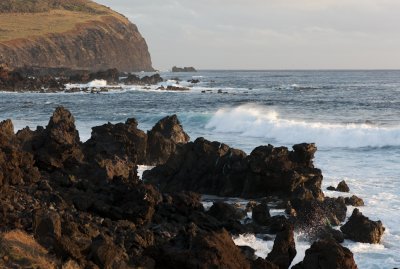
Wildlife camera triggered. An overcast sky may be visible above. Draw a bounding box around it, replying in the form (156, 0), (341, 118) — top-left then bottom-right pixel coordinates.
(96, 0), (400, 70)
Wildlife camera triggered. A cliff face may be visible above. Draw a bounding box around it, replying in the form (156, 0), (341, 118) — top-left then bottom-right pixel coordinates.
(0, 1), (153, 72)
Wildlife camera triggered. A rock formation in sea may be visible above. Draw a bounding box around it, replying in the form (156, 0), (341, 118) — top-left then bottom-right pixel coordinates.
(0, 0), (153, 72)
(1, 107), (384, 268)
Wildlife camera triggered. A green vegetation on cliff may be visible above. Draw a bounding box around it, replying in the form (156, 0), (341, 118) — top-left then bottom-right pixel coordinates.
(0, 0), (103, 14)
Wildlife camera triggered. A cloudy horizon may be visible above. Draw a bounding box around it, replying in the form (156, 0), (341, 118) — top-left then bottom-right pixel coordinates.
(96, 0), (400, 70)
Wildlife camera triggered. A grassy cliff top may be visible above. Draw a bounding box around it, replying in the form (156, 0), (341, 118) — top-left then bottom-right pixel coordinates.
(0, 0), (129, 42)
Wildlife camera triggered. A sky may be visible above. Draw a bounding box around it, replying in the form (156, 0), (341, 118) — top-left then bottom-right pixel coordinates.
(96, 0), (400, 70)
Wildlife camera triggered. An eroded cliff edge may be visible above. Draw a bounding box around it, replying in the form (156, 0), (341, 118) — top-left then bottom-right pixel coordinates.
(0, 0), (153, 72)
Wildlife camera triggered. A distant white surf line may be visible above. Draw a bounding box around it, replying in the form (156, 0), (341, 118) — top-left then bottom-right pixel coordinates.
(205, 104), (400, 148)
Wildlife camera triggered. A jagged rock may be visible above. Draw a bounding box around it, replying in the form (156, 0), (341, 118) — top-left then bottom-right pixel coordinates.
(252, 258), (280, 269)
(340, 208), (385, 244)
(266, 225), (297, 269)
(252, 202), (271, 226)
(289, 197), (347, 227)
(17, 107), (84, 172)
(345, 195), (365, 207)
(122, 73), (163, 85)
(312, 226), (344, 243)
(146, 115), (190, 165)
(336, 180), (350, 192)
(208, 202), (246, 222)
(144, 138), (323, 200)
(89, 235), (132, 269)
(0, 119), (41, 186)
(33, 209), (62, 249)
(292, 239), (358, 269)
(148, 227), (252, 269)
(83, 118), (147, 181)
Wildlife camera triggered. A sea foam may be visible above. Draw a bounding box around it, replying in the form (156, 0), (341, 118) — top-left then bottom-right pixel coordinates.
(205, 104), (400, 148)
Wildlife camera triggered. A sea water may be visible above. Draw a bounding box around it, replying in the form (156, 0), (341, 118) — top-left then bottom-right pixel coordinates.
(1, 70), (400, 268)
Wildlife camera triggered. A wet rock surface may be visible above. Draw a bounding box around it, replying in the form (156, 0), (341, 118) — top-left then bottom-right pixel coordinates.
(292, 239), (358, 269)
(341, 208), (385, 244)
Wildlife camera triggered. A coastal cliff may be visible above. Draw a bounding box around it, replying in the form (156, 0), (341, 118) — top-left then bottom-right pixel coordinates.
(0, 0), (153, 72)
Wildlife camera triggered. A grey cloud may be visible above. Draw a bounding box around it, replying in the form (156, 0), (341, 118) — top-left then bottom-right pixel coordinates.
(96, 0), (400, 69)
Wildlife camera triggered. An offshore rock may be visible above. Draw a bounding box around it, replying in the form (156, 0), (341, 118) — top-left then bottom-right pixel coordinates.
(345, 195), (365, 207)
(340, 208), (385, 244)
(292, 239), (358, 269)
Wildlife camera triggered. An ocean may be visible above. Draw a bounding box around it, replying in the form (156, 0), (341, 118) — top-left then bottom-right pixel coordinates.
(1, 70), (399, 268)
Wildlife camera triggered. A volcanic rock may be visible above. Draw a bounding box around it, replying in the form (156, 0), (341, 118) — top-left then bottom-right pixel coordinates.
(146, 115), (190, 165)
(252, 202), (271, 226)
(208, 201), (246, 222)
(336, 180), (350, 192)
(292, 239), (358, 269)
(266, 225), (297, 269)
(340, 208), (385, 244)
(33, 209), (62, 249)
(172, 66), (197, 72)
(144, 138), (323, 200)
(148, 227), (252, 269)
(345, 195), (365, 207)
(0, 119), (41, 186)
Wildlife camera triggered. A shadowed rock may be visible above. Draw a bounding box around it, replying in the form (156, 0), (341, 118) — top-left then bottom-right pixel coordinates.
(144, 138), (323, 200)
(292, 239), (358, 269)
(340, 208), (385, 244)
(0, 119), (41, 186)
(146, 114), (190, 165)
(266, 225), (297, 269)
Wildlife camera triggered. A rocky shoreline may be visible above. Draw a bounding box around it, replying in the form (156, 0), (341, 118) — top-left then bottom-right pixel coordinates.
(0, 107), (385, 268)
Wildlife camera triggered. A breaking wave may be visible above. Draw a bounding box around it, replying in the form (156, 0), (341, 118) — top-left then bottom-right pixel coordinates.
(205, 104), (400, 148)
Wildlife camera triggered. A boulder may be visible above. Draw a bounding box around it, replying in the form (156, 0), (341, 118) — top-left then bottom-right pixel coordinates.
(252, 258), (279, 269)
(345, 195), (364, 207)
(33, 209), (62, 249)
(148, 227), (252, 269)
(208, 202), (246, 222)
(292, 239), (357, 269)
(252, 202), (271, 226)
(289, 197), (346, 228)
(146, 115), (190, 165)
(336, 180), (350, 192)
(340, 208), (385, 244)
(89, 235), (131, 269)
(266, 225), (297, 269)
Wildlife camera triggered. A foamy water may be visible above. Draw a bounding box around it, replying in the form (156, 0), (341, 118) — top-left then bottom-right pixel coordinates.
(1, 70), (400, 268)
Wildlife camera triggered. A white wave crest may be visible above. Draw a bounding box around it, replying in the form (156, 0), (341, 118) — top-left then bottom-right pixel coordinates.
(87, 80), (107, 87)
(205, 104), (400, 148)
